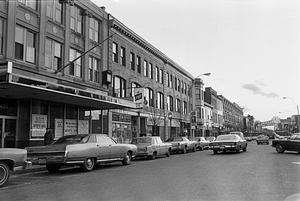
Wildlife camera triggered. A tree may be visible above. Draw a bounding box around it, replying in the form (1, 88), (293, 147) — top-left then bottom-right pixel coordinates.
(148, 107), (164, 137)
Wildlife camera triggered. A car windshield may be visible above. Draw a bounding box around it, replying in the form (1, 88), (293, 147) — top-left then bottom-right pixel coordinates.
(216, 135), (238, 141)
(135, 138), (152, 144)
(53, 135), (88, 145)
(166, 138), (183, 142)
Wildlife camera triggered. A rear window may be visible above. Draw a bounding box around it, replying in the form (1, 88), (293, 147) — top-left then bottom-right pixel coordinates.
(53, 135), (87, 144)
(216, 135), (238, 141)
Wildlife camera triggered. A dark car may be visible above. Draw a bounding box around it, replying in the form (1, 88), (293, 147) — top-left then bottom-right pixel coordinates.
(256, 135), (269, 145)
(209, 134), (247, 154)
(26, 134), (137, 173)
(272, 133), (300, 153)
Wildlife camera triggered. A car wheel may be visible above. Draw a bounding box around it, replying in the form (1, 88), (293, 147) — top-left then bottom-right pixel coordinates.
(236, 147), (240, 153)
(192, 146), (196, 152)
(182, 147), (187, 154)
(166, 149), (171, 157)
(199, 146), (203, 151)
(213, 150), (218, 155)
(150, 152), (157, 160)
(276, 144), (285, 153)
(81, 158), (95, 172)
(122, 152), (131, 165)
(0, 162), (10, 187)
(46, 164), (61, 174)
(243, 147), (247, 152)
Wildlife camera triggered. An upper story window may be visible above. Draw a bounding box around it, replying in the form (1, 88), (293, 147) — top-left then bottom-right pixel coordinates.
(130, 52), (135, 70)
(0, 18), (3, 55)
(131, 82), (141, 97)
(70, 6), (83, 34)
(144, 88), (154, 107)
(45, 38), (62, 71)
(175, 98), (181, 113)
(15, 25), (36, 64)
(196, 88), (201, 100)
(181, 80), (184, 93)
(156, 92), (164, 109)
(113, 76), (126, 98)
(89, 56), (100, 83)
(184, 83), (187, 94)
(143, 60), (148, 77)
(69, 48), (82, 77)
(46, 0), (62, 24)
(166, 73), (169, 87)
(149, 63), (153, 79)
(170, 75), (173, 88)
(112, 42), (118, 63)
(160, 69), (163, 84)
(167, 95), (173, 111)
(120, 47), (126, 66)
(177, 78), (180, 91)
(18, 0), (37, 10)
(155, 66), (159, 82)
(137, 56), (141, 73)
(183, 101), (187, 115)
(89, 17), (99, 42)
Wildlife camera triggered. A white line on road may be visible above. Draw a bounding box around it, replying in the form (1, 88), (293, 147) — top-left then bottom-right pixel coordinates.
(291, 162), (300, 165)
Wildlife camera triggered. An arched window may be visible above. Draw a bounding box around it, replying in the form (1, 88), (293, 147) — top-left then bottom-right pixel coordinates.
(113, 76), (126, 98)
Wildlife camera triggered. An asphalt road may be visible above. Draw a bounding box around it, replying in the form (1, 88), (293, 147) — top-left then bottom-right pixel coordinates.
(1, 141), (300, 201)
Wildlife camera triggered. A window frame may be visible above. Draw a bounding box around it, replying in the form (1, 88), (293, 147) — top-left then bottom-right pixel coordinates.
(88, 56), (100, 83)
(69, 48), (82, 78)
(89, 17), (99, 42)
(112, 42), (118, 63)
(15, 25), (36, 64)
(46, 0), (62, 24)
(45, 38), (62, 71)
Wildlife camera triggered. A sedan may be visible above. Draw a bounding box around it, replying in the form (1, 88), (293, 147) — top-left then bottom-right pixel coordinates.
(209, 134), (247, 154)
(256, 135), (269, 145)
(0, 148), (32, 187)
(132, 136), (172, 160)
(272, 133), (300, 153)
(194, 137), (210, 151)
(166, 137), (197, 154)
(26, 134), (137, 173)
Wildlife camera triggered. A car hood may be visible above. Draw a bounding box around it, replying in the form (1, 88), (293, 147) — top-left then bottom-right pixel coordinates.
(0, 148), (27, 160)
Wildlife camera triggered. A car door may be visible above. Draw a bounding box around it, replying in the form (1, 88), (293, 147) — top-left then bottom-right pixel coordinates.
(107, 137), (124, 159)
(156, 137), (166, 155)
(289, 135), (300, 151)
(96, 135), (112, 160)
(152, 138), (160, 155)
(295, 136), (300, 152)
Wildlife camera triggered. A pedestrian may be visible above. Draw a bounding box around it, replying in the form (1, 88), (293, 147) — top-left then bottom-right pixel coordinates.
(44, 128), (54, 145)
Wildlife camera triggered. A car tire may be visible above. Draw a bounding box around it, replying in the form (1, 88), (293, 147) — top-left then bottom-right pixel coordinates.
(236, 147), (240, 153)
(150, 152), (157, 160)
(81, 158), (95, 172)
(213, 150), (218, 155)
(192, 146), (196, 152)
(0, 162), (10, 187)
(182, 147), (187, 154)
(122, 152), (131, 165)
(166, 149), (171, 157)
(243, 147), (247, 152)
(46, 164), (61, 174)
(276, 144), (285, 153)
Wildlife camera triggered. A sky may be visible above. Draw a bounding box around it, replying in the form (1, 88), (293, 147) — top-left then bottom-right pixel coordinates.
(92, 0), (300, 122)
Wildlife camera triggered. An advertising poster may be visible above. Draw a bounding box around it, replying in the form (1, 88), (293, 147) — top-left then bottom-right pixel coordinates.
(31, 114), (47, 137)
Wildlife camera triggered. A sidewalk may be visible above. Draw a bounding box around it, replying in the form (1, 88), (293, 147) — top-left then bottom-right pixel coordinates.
(14, 165), (46, 174)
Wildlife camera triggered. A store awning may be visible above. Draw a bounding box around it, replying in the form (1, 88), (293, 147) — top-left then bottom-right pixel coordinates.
(0, 81), (138, 110)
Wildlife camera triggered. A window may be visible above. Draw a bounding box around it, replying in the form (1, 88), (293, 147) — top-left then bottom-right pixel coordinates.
(113, 76), (126, 98)
(144, 88), (154, 107)
(137, 56), (141, 73)
(143, 60), (148, 77)
(45, 38), (62, 71)
(131, 82), (141, 97)
(130, 52), (135, 70)
(184, 83), (187, 94)
(112, 42), (118, 63)
(183, 101), (187, 115)
(69, 48), (82, 77)
(70, 6), (83, 34)
(156, 92), (164, 109)
(196, 89), (201, 100)
(167, 95), (173, 111)
(15, 26), (36, 63)
(120, 47), (126, 66)
(89, 56), (100, 83)
(149, 63), (153, 79)
(46, 0), (62, 23)
(0, 19), (3, 55)
(181, 81), (184, 93)
(89, 17), (99, 42)
(170, 75), (173, 88)
(176, 99), (181, 113)
(166, 73), (169, 87)
(18, 0), (37, 10)
(177, 78), (180, 91)
(160, 69), (163, 84)
(155, 67), (159, 82)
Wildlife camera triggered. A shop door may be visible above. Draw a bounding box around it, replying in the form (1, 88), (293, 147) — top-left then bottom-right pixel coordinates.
(0, 117), (17, 148)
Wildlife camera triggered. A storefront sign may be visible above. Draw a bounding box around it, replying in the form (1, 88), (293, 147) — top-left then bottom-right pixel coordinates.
(31, 114), (47, 137)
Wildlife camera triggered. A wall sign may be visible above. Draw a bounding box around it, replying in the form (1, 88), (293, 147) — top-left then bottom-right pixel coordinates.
(31, 114), (47, 137)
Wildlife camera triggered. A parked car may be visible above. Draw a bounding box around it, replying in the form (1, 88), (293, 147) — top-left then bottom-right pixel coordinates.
(0, 148), (32, 187)
(245, 137), (252, 141)
(194, 137), (210, 151)
(209, 134), (248, 154)
(131, 136), (172, 159)
(166, 137), (197, 154)
(272, 133), (300, 153)
(205, 137), (216, 142)
(26, 134), (137, 173)
(256, 135), (269, 145)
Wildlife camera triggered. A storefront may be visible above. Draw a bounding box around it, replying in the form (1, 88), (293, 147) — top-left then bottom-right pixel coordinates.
(112, 112), (132, 144)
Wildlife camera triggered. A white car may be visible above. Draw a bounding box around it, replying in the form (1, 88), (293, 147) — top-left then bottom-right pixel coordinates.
(194, 137), (210, 151)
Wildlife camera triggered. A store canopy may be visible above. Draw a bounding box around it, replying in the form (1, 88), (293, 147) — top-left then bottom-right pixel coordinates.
(0, 81), (137, 110)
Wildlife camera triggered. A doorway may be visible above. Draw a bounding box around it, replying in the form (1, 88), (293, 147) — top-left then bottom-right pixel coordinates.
(0, 117), (17, 148)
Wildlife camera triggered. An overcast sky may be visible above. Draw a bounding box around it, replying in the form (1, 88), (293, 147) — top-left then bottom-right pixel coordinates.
(92, 0), (300, 122)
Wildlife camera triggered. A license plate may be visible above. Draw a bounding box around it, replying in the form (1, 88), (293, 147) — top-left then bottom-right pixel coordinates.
(38, 158), (46, 164)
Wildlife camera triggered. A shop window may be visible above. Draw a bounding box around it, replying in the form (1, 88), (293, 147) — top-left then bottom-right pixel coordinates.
(70, 5), (83, 34)
(50, 103), (63, 139)
(46, 0), (62, 23)
(0, 99), (17, 116)
(45, 38), (62, 71)
(15, 25), (36, 64)
(31, 100), (48, 139)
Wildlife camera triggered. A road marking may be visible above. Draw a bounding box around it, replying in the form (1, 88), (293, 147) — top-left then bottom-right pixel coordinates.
(291, 162), (300, 165)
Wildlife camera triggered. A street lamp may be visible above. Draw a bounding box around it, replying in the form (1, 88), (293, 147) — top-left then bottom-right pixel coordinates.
(283, 96), (299, 132)
(167, 112), (172, 139)
(195, 73), (211, 79)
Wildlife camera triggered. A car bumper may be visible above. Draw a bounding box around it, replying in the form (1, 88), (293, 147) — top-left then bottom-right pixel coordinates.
(210, 145), (238, 151)
(14, 160), (32, 171)
(28, 156), (66, 165)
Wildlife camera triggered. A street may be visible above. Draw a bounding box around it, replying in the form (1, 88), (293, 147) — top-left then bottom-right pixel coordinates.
(1, 141), (300, 201)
